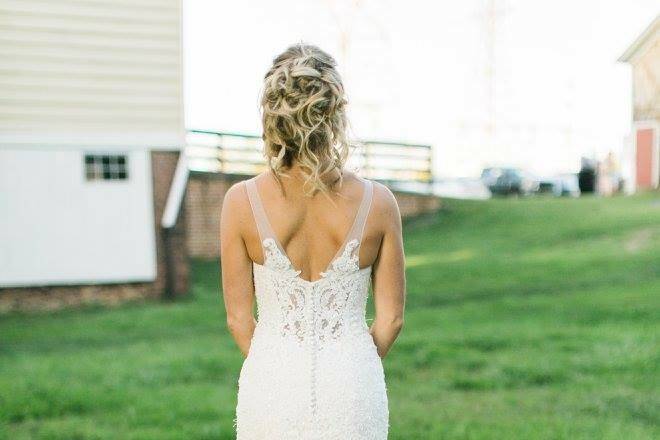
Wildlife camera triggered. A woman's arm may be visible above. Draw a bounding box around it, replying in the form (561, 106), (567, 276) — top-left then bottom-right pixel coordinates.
(220, 182), (257, 358)
(369, 184), (406, 359)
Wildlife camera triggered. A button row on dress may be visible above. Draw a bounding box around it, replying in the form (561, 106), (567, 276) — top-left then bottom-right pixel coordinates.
(306, 283), (319, 416)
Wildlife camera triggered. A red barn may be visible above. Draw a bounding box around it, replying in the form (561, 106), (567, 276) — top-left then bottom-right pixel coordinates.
(619, 15), (660, 191)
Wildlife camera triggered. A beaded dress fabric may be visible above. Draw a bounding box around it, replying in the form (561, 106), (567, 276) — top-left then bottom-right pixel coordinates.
(235, 176), (388, 439)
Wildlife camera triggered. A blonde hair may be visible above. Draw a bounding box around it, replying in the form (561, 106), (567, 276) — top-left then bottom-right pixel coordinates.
(261, 43), (351, 196)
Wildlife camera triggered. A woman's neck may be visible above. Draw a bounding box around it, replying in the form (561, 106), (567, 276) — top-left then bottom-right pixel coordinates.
(282, 163), (343, 187)
(269, 162), (344, 198)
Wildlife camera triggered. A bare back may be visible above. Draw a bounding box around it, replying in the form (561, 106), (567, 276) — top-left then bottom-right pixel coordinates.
(242, 170), (382, 283)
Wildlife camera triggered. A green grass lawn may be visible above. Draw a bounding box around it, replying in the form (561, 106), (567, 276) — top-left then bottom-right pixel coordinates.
(2, 194), (659, 439)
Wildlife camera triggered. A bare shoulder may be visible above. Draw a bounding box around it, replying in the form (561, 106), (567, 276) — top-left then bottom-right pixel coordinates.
(223, 179), (248, 207)
(220, 179), (252, 230)
(368, 180), (402, 230)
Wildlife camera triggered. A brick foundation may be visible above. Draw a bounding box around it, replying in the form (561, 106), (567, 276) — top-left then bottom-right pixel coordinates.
(395, 190), (442, 218)
(0, 283), (156, 314)
(185, 172), (245, 258)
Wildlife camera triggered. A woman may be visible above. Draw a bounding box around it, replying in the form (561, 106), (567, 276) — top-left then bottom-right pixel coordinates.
(220, 43), (406, 439)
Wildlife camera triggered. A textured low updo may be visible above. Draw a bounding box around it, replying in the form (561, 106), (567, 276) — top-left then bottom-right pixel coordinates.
(261, 43), (351, 196)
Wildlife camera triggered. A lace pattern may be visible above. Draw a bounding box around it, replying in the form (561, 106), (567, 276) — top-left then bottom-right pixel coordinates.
(321, 239), (360, 278)
(263, 238), (300, 275)
(260, 237), (370, 347)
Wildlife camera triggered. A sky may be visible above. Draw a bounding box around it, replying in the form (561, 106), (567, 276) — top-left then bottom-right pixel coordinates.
(184, 0), (658, 178)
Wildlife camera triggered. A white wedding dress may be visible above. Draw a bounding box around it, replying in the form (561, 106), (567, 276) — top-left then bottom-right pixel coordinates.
(234, 176), (389, 439)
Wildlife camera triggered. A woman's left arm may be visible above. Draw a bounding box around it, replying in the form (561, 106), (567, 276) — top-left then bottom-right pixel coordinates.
(220, 182), (256, 358)
(369, 184), (406, 359)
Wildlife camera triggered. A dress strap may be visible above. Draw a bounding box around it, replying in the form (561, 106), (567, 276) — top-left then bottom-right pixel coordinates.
(349, 178), (374, 245)
(244, 178), (276, 245)
(326, 177), (374, 268)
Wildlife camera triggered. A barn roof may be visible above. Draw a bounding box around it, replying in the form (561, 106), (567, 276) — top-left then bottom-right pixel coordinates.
(618, 14), (660, 63)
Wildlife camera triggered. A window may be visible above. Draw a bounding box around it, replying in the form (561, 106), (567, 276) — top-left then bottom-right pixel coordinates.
(84, 154), (128, 181)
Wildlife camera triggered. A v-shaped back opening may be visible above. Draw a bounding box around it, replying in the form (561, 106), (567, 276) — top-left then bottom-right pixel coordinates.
(245, 175), (373, 281)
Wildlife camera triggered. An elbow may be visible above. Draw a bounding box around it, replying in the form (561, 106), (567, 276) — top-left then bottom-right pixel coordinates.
(225, 317), (235, 334)
(226, 314), (254, 336)
(392, 316), (404, 332)
(226, 316), (241, 335)
(379, 315), (404, 332)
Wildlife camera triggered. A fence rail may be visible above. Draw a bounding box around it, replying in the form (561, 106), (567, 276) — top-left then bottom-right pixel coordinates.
(186, 129), (433, 188)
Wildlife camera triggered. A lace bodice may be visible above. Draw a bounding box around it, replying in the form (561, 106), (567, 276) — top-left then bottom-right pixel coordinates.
(246, 176), (375, 350)
(254, 236), (372, 348)
(236, 176), (388, 439)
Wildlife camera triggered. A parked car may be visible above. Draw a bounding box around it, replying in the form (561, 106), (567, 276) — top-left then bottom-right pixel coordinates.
(480, 167), (539, 196)
(538, 178), (559, 195)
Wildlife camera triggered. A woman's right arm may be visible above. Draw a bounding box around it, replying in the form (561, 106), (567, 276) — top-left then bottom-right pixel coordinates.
(220, 182), (257, 358)
(369, 185), (406, 359)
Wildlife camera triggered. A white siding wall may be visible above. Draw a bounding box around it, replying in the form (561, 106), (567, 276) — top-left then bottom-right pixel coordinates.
(0, 0), (184, 148)
(0, 0), (183, 286)
(0, 149), (157, 287)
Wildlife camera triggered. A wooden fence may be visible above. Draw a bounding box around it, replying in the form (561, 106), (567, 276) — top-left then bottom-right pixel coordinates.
(186, 129), (433, 189)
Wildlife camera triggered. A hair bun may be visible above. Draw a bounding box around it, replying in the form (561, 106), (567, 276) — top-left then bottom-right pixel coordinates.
(261, 43), (351, 196)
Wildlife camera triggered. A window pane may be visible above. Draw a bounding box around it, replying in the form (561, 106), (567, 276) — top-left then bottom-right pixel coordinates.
(84, 153), (128, 181)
